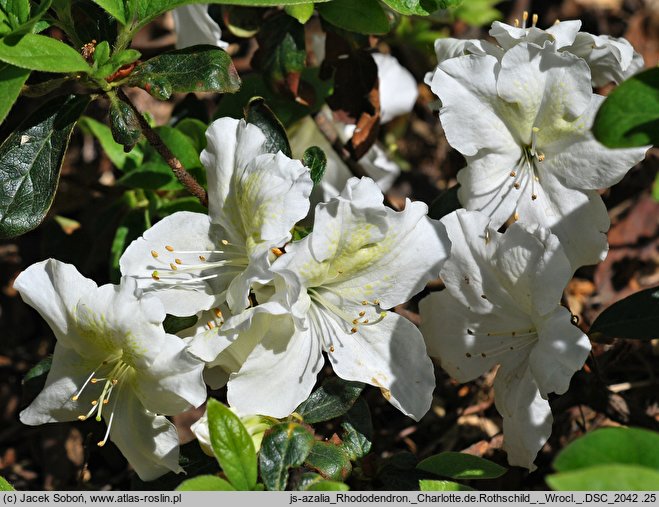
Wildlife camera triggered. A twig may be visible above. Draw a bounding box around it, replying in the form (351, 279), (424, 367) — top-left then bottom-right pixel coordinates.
(117, 89), (208, 207)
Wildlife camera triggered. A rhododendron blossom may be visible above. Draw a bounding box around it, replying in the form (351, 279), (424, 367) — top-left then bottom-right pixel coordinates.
(172, 4), (228, 49)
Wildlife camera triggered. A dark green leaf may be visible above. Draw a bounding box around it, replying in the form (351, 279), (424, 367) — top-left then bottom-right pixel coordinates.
(317, 0), (390, 35)
(547, 464), (659, 491)
(176, 475), (235, 491)
(339, 422), (371, 461)
(127, 45), (240, 100)
(244, 97), (291, 157)
(92, 0), (127, 25)
(593, 67), (659, 148)
(163, 314), (198, 334)
(344, 397), (373, 441)
(305, 441), (352, 482)
(589, 286), (659, 340)
(207, 397), (258, 491)
(259, 422), (315, 491)
(381, 0), (443, 15)
(23, 355), (52, 383)
(377, 452), (421, 490)
(296, 377), (364, 424)
(174, 118), (208, 154)
(419, 480), (475, 491)
(428, 184), (461, 220)
(285, 3), (314, 23)
(303, 146), (326, 185)
(0, 62), (30, 124)
(0, 95), (89, 238)
(0, 33), (89, 72)
(0, 475), (14, 491)
(417, 452), (506, 480)
(158, 196), (207, 216)
(110, 98), (142, 151)
(21, 355), (52, 402)
(117, 162), (179, 190)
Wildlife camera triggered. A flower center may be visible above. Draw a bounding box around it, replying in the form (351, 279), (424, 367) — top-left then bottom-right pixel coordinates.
(513, 11), (538, 29)
(464, 327), (538, 359)
(505, 126), (545, 218)
(71, 357), (131, 447)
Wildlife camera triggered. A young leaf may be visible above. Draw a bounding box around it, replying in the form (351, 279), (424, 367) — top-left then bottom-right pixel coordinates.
(547, 464), (659, 491)
(417, 452), (507, 480)
(175, 475), (236, 491)
(0, 94), (89, 239)
(295, 377), (364, 424)
(419, 480), (475, 491)
(303, 146), (326, 185)
(110, 99), (142, 151)
(589, 286), (659, 340)
(207, 398), (258, 491)
(0, 33), (90, 72)
(285, 3), (315, 24)
(259, 422), (315, 491)
(304, 441), (352, 482)
(92, 0), (127, 25)
(317, 0), (390, 35)
(593, 67), (659, 148)
(0, 62), (30, 124)
(244, 97), (292, 157)
(126, 45), (240, 100)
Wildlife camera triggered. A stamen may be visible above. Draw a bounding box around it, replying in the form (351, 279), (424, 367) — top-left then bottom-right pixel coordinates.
(151, 271), (160, 281)
(271, 247), (284, 257)
(513, 211), (520, 221)
(175, 258), (182, 265)
(513, 182), (521, 189)
(522, 11), (528, 29)
(169, 263), (178, 270)
(199, 255), (206, 261)
(214, 308), (223, 319)
(532, 13), (538, 27)
(151, 250), (159, 258)
(207, 321), (215, 330)
(510, 171), (516, 177)
(165, 245), (174, 252)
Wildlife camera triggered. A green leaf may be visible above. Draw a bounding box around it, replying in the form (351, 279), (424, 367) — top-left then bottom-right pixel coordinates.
(377, 452), (422, 490)
(92, 40), (111, 66)
(78, 116), (142, 171)
(296, 377), (364, 424)
(428, 184), (461, 220)
(0, 33), (90, 72)
(92, 0), (127, 25)
(23, 355), (52, 383)
(419, 480), (475, 491)
(305, 441), (352, 482)
(454, 0), (501, 27)
(157, 196), (207, 216)
(417, 452), (507, 480)
(339, 422), (371, 461)
(163, 314), (198, 334)
(593, 67), (659, 148)
(305, 479), (350, 491)
(0, 94), (89, 239)
(0, 475), (14, 491)
(317, 0), (390, 35)
(553, 427), (659, 472)
(127, 45), (240, 101)
(207, 398), (258, 491)
(285, 3), (314, 23)
(176, 475), (236, 491)
(110, 98), (142, 151)
(653, 172), (659, 202)
(244, 97), (292, 157)
(0, 62), (30, 124)
(303, 146), (326, 186)
(259, 422), (315, 491)
(547, 464), (659, 491)
(381, 0), (443, 15)
(589, 286), (659, 340)
(174, 118), (208, 154)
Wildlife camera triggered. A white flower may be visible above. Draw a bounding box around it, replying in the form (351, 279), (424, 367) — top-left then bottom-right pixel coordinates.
(14, 260), (206, 481)
(419, 210), (591, 470)
(373, 53), (419, 124)
(429, 40), (647, 270)
(172, 4), (228, 49)
(120, 118), (313, 314)
(210, 177), (450, 420)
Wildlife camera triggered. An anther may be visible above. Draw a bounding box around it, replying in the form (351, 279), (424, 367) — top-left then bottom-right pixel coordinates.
(510, 171), (516, 177)
(350, 327), (358, 334)
(221, 240), (229, 245)
(513, 182), (521, 189)
(522, 11), (529, 28)
(466, 352), (472, 358)
(537, 153), (545, 162)
(359, 311), (366, 317)
(214, 308), (223, 318)
(362, 300), (369, 305)
(175, 258), (182, 265)
(514, 18), (520, 27)
(151, 250), (159, 258)
(513, 211), (520, 221)
(78, 415), (87, 421)
(363, 319), (369, 324)
(151, 271), (160, 281)
(207, 321), (215, 330)
(467, 329), (474, 335)
(199, 255), (206, 261)
(532, 13), (538, 27)
(271, 247), (284, 257)
(169, 263), (178, 270)
(531, 194), (538, 200)
(352, 318), (359, 325)
(329, 345), (335, 353)
(480, 294), (488, 299)
(165, 245), (174, 252)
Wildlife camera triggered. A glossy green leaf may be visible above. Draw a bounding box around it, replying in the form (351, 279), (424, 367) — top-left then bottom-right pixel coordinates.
(78, 116), (142, 171)
(547, 464), (659, 491)
(296, 377), (364, 424)
(305, 480), (350, 491)
(419, 480), (475, 491)
(259, 422), (315, 491)
(428, 184), (461, 220)
(0, 475), (14, 491)
(417, 452), (507, 480)
(317, 0), (390, 35)
(163, 314), (198, 334)
(127, 45), (240, 101)
(305, 441), (352, 482)
(593, 68), (659, 148)
(117, 162), (179, 190)
(157, 196), (207, 216)
(285, 3), (314, 23)
(0, 95), (89, 238)
(92, 0), (127, 25)
(553, 427), (659, 472)
(0, 62), (30, 124)
(176, 475), (236, 491)
(589, 286), (659, 340)
(207, 398), (258, 491)
(23, 355), (52, 383)
(174, 118), (208, 154)
(244, 97), (292, 157)
(381, 0), (444, 15)
(339, 422), (371, 461)
(110, 98), (142, 151)
(0, 33), (89, 72)
(303, 146), (326, 186)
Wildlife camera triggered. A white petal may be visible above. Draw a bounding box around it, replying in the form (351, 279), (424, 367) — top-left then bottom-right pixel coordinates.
(358, 142), (401, 192)
(530, 306), (590, 396)
(329, 310), (435, 420)
(494, 357), (553, 471)
(227, 315), (322, 418)
(432, 38), (503, 69)
(172, 4), (228, 49)
(120, 212), (223, 316)
(108, 389), (183, 481)
(373, 53), (418, 123)
(13, 259), (97, 350)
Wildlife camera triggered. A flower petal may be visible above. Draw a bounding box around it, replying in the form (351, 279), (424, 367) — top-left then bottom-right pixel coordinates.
(172, 4), (227, 49)
(373, 53), (418, 124)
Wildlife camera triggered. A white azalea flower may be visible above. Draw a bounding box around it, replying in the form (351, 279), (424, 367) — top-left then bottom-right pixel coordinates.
(419, 210), (591, 470)
(172, 4), (228, 49)
(14, 259), (206, 481)
(120, 118), (313, 314)
(373, 53), (419, 124)
(209, 177), (450, 420)
(429, 41), (647, 270)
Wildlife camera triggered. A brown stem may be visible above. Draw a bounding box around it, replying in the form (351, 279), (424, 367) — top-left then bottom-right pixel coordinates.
(117, 89), (208, 207)
(312, 112), (400, 210)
